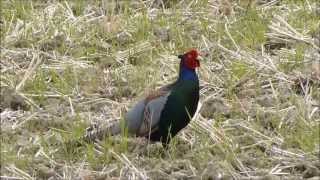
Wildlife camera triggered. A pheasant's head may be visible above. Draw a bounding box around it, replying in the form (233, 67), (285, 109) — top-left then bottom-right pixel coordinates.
(178, 49), (200, 70)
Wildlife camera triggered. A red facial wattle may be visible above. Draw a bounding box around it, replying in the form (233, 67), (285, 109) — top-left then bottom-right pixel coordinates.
(184, 50), (200, 69)
(184, 58), (200, 69)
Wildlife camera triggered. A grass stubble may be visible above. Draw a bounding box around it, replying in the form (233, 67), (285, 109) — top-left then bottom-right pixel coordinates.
(0, 0), (319, 179)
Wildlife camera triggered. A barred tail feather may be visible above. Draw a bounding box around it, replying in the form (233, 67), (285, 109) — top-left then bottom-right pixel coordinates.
(82, 121), (122, 143)
(63, 121), (122, 148)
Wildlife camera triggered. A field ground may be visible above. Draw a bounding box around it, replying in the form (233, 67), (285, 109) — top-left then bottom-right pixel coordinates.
(1, 0), (319, 179)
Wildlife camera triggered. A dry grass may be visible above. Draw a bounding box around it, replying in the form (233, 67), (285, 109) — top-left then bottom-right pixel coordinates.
(1, 0), (319, 179)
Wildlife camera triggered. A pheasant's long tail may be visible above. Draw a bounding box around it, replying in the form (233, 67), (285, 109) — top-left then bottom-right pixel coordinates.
(65, 120), (122, 147)
(83, 121), (122, 143)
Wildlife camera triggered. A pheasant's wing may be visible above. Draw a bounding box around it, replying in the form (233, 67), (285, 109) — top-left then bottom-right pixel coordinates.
(125, 86), (173, 136)
(137, 91), (171, 137)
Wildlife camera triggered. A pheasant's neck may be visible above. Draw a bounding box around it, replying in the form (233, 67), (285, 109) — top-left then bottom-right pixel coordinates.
(178, 66), (198, 82)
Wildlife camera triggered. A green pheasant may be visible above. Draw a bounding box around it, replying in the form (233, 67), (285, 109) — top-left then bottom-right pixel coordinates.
(81, 49), (200, 147)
